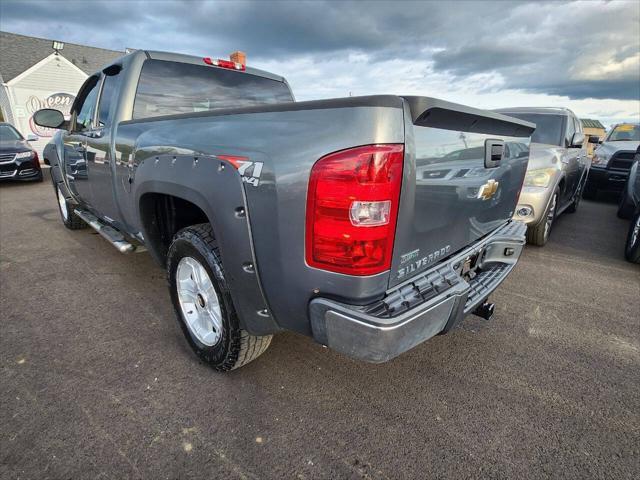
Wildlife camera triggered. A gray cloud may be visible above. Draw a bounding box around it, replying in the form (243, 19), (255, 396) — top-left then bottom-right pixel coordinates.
(0, 0), (638, 101)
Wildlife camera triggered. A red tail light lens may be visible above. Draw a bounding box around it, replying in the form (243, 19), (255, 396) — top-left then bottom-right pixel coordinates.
(306, 144), (404, 276)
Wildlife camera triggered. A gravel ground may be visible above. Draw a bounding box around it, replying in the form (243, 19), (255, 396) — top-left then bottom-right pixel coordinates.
(1, 173), (639, 479)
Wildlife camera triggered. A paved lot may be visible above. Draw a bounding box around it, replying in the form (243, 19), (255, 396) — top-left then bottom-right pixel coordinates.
(1, 173), (639, 479)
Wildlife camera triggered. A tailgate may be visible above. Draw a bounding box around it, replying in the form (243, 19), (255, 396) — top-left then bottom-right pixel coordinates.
(390, 97), (535, 287)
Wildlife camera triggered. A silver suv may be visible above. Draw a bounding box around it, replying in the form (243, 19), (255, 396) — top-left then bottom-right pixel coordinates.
(496, 107), (592, 245)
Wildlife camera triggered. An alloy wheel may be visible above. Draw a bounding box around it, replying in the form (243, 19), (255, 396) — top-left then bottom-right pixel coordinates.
(176, 256), (222, 346)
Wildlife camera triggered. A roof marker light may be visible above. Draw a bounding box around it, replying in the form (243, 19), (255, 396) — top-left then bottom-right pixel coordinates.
(203, 57), (246, 71)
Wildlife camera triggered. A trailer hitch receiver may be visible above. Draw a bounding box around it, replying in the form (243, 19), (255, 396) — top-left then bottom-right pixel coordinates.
(473, 300), (495, 321)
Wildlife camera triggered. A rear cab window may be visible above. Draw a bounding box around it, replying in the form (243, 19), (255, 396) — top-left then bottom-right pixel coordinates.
(132, 59), (294, 119)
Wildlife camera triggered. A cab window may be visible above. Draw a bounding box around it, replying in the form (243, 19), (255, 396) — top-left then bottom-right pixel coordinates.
(73, 77), (100, 132)
(564, 115), (576, 146)
(97, 71), (122, 127)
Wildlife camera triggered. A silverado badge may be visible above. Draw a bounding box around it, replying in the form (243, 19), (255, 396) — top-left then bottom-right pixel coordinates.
(478, 179), (499, 200)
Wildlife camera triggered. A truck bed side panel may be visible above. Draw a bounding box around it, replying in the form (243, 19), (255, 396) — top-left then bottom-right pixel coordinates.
(115, 100), (404, 336)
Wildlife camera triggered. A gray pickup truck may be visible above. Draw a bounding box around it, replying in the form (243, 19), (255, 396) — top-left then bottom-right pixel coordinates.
(35, 50), (534, 371)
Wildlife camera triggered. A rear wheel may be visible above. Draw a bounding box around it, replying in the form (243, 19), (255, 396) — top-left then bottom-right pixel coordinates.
(624, 211), (640, 263)
(526, 188), (558, 246)
(617, 189), (635, 219)
(167, 223), (272, 371)
(55, 183), (86, 230)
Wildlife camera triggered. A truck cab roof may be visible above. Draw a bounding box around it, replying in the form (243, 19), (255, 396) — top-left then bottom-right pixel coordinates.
(96, 48), (287, 84)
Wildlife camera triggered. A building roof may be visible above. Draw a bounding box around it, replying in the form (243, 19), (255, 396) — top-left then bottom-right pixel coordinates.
(581, 118), (606, 129)
(0, 31), (124, 82)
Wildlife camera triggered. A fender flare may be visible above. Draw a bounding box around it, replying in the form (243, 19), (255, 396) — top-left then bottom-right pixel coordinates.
(132, 153), (280, 335)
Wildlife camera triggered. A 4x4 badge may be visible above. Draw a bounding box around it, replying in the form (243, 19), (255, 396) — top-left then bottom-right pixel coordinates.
(218, 155), (264, 187)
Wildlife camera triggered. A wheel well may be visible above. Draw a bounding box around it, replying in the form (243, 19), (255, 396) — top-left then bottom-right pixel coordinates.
(139, 193), (209, 263)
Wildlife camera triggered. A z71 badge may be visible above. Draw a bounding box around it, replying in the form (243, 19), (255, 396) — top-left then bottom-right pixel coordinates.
(218, 154), (264, 187)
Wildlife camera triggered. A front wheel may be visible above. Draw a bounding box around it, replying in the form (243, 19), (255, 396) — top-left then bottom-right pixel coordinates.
(526, 188), (558, 246)
(624, 211), (640, 263)
(167, 224), (272, 371)
(54, 183), (86, 230)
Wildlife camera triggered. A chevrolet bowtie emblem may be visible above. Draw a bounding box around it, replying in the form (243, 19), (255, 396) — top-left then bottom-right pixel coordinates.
(478, 179), (499, 200)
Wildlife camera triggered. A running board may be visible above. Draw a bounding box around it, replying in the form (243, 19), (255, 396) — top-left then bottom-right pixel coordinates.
(74, 209), (137, 254)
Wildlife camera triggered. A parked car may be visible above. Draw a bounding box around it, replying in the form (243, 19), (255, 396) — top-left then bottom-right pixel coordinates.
(0, 122), (42, 182)
(495, 107), (591, 245)
(617, 146), (640, 263)
(34, 49), (534, 371)
(584, 123), (640, 199)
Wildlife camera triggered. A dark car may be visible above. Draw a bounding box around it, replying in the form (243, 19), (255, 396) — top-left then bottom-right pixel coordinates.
(584, 123), (639, 199)
(617, 146), (640, 263)
(0, 123), (42, 182)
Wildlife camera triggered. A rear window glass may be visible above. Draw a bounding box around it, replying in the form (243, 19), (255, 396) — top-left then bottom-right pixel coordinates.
(133, 59), (293, 119)
(500, 113), (565, 146)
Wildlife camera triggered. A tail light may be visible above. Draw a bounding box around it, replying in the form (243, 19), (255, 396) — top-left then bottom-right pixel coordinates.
(305, 144), (404, 276)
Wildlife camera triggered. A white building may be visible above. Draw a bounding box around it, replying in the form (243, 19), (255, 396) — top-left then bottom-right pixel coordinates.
(0, 31), (123, 156)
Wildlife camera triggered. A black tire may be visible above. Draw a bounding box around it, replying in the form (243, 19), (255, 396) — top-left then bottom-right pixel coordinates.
(526, 188), (559, 246)
(617, 189), (635, 220)
(167, 223), (272, 371)
(624, 211), (640, 263)
(54, 183), (87, 230)
(582, 183), (597, 200)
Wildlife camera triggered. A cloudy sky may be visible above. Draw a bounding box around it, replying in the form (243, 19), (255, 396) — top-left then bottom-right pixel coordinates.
(1, 0), (638, 126)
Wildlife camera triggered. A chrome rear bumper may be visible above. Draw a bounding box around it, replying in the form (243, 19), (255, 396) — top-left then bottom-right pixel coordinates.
(309, 221), (526, 363)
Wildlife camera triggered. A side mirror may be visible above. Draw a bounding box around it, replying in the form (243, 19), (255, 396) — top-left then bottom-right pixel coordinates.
(26, 134), (38, 142)
(570, 132), (585, 148)
(588, 135), (600, 144)
(32, 109), (67, 129)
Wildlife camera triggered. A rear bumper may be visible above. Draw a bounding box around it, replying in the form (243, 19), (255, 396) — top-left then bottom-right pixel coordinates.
(586, 166), (628, 192)
(309, 221), (526, 363)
